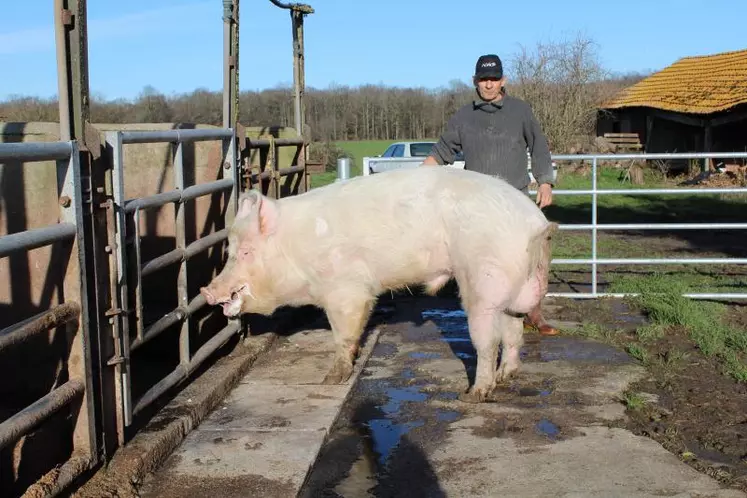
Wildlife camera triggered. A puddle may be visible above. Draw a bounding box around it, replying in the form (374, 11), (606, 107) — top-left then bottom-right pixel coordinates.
(408, 352), (442, 360)
(401, 368), (415, 379)
(367, 419), (425, 467)
(539, 336), (632, 364)
(421, 309), (468, 342)
(435, 409), (461, 423)
(535, 419), (560, 440)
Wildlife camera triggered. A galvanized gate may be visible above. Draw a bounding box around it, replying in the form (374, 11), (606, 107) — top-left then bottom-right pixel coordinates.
(101, 128), (240, 438)
(0, 140), (98, 495)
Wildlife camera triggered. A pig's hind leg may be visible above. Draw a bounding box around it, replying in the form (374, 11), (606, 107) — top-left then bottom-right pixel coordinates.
(457, 268), (513, 404)
(495, 311), (524, 382)
(322, 291), (376, 385)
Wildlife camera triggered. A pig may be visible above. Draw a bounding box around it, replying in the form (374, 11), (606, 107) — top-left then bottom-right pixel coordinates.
(200, 166), (557, 403)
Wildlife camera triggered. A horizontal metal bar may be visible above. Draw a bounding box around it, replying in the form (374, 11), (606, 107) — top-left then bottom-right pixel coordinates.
(181, 178), (234, 202)
(0, 378), (85, 450)
(548, 292), (747, 300)
(558, 223), (747, 231)
(0, 223), (76, 258)
(120, 128), (233, 145)
(0, 302), (80, 351)
(129, 294), (207, 353)
(248, 170), (273, 181)
(21, 456), (93, 497)
(184, 228), (228, 260)
(140, 229), (228, 278)
(124, 179), (234, 214)
(552, 151), (747, 161)
(141, 248), (183, 277)
(529, 187), (747, 196)
(132, 320), (240, 417)
(0, 141), (73, 162)
(552, 258), (747, 265)
(124, 191), (181, 214)
(278, 165), (305, 176)
(246, 136), (305, 148)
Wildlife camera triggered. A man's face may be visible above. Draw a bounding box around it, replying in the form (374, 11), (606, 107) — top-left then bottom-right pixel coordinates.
(475, 76), (505, 102)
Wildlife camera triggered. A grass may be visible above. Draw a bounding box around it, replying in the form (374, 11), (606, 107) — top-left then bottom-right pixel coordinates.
(608, 275), (747, 381)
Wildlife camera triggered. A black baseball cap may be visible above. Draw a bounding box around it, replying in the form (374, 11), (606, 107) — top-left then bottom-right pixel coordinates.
(474, 54), (503, 79)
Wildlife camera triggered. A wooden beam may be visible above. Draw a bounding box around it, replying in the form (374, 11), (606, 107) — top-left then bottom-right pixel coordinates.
(711, 108), (747, 128)
(650, 108), (705, 128)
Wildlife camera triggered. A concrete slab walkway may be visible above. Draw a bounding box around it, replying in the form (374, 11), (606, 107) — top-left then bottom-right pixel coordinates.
(136, 326), (381, 498)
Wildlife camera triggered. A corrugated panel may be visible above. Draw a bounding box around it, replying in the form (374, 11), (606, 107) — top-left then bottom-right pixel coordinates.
(601, 49), (747, 114)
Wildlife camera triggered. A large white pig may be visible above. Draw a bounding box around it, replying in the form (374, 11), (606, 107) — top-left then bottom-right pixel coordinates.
(200, 166), (557, 403)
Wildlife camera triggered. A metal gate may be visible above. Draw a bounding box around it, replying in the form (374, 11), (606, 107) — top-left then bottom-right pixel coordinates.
(0, 140), (98, 495)
(103, 128), (242, 439)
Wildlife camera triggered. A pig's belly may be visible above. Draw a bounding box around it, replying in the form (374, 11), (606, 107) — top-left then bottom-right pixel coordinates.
(368, 242), (452, 291)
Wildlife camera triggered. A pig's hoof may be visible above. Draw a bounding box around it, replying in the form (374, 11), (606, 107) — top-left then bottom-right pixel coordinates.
(458, 387), (489, 404)
(322, 362), (353, 385)
(495, 364), (520, 383)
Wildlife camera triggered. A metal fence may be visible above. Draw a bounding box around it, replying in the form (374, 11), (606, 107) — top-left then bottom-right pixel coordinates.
(531, 151), (747, 301)
(0, 141), (98, 494)
(104, 128), (242, 439)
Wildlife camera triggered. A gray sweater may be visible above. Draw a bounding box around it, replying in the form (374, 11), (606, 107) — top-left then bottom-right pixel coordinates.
(430, 93), (554, 189)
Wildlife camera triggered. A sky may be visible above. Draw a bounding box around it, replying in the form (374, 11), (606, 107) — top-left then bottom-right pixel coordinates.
(1, 0), (745, 102)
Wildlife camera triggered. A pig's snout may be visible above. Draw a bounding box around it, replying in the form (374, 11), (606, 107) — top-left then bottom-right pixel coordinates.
(200, 287), (217, 305)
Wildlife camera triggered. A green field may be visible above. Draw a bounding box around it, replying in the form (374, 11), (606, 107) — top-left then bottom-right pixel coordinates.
(309, 139), (436, 189)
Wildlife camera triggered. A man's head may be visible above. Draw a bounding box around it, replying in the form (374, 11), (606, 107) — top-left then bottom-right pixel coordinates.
(473, 54), (506, 102)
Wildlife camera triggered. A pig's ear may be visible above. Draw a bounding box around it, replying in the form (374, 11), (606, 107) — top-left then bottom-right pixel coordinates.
(236, 191), (261, 221)
(235, 190), (278, 237)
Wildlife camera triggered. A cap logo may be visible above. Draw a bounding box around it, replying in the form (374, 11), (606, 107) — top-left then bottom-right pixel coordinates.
(481, 62), (496, 67)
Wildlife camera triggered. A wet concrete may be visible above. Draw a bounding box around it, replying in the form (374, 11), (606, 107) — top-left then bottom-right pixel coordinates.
(136, 326), (381, 498)
(300, 300), (746, 498)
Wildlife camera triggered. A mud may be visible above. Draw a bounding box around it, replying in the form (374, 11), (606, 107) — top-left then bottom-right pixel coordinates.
(551, 298), (747, 492)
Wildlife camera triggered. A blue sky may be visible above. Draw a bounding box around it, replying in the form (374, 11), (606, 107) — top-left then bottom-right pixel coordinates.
(1, 0), (745, 102)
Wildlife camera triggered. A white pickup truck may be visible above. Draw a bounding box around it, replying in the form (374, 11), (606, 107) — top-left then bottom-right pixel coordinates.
(362, 140), (557, 183)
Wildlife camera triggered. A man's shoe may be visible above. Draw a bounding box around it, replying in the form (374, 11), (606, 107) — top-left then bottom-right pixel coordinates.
(537, 323), (560, 336)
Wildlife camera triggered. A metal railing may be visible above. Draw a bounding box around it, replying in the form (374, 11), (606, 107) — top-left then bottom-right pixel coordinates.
(104, 128), (241, 438)
(529, 151), (747, 300)
(241, 135), (307, 196)
(0, 140), (98, 494)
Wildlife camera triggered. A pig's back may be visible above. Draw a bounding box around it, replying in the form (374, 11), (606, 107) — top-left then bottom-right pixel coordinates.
(276, 167), (548, 284)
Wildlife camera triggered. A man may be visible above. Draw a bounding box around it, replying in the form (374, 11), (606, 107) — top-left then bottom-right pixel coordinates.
(421, 53), (558, 336)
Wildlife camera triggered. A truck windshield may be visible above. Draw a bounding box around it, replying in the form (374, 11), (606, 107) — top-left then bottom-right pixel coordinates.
(410, 142), (435, 157)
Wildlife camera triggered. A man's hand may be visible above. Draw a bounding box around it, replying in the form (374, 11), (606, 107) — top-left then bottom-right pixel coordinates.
(536, 183), (553, 209)
(420, 155), (438, 166)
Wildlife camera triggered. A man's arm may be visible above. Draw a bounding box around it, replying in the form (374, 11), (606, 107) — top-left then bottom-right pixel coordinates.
(523, 104), (554, 208)
(421, 112), (462, 166)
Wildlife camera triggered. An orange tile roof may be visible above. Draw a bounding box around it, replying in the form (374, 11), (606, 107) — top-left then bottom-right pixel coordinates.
(601, 48), (747, 114)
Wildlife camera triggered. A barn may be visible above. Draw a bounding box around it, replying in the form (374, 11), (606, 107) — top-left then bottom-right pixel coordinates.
(596, 48), (747, 170)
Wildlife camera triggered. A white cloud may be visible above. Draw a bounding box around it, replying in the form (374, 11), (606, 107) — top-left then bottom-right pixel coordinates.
(0, 1), (212, 56)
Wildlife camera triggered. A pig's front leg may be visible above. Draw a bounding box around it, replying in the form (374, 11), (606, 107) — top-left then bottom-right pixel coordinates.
(458, 305), (500, 404)
(322, 293), (375, 385)
(496, 312), (524, 382)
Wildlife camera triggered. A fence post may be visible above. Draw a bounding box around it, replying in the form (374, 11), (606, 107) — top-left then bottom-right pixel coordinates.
(591, 156), (598, 297)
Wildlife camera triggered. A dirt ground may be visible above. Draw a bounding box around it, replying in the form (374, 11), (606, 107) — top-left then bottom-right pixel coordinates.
(549, 296), (747, 492)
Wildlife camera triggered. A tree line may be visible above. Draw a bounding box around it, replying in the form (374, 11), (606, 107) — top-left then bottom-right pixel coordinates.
(0, 35), (648, 154)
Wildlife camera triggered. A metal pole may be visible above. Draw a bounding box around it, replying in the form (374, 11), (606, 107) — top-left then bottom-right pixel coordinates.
(54, 0), (71, 141)
(291, 10), (303, 135)
(591, 157), (598, 297)
(222, 0), (239, 129)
